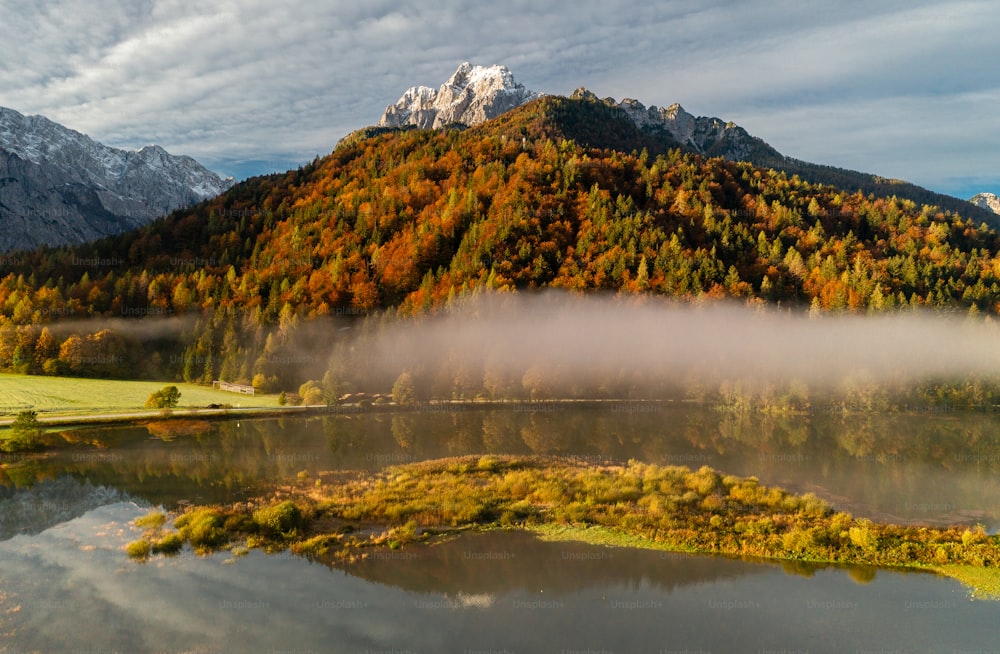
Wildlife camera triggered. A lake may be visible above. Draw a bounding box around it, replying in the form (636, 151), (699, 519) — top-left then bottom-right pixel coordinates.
(2, 405), (999, 652)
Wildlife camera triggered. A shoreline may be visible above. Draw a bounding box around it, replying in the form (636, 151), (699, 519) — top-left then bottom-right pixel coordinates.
(0, 404), (329, 429)
(4, 393), (995, 431)
(0, 398), (677, 432)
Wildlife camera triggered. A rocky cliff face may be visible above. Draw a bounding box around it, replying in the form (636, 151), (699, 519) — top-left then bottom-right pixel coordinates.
(570, 88), (780, 163)
(969, 192), (1000, 215)
(378, 62), (541, 129)
(0, 107), (234, 252)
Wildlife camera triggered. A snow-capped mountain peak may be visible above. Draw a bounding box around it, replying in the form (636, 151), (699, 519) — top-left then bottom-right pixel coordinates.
(378, 62), (541, 129)
(376, 64), (765, 163)
(969, 192), (1000, 215)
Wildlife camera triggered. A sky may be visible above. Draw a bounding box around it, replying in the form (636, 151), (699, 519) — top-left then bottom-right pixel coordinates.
(1, 0), (998, 199)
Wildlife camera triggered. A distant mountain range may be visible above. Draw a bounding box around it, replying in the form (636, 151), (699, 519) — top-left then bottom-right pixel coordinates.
(0, 107), (233, 252)
(380, 63), (999, 228)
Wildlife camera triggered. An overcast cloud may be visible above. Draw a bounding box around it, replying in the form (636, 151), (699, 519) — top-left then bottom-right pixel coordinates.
(1, 0), (997, 198)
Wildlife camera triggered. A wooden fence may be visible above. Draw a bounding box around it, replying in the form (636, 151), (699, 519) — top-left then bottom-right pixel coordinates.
(213, 381), (256, 396)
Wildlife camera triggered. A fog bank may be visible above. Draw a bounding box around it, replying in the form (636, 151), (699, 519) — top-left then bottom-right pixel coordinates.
(341, 293), (1000, 393)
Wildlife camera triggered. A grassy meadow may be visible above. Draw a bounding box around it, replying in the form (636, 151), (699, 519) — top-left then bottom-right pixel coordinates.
(0, 373), (280, 417)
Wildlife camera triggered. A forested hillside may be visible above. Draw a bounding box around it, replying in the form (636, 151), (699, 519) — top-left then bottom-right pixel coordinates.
(2, 95), (1000, 392)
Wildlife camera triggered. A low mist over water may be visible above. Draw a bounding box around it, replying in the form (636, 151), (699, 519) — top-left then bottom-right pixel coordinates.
(331, 292), (1000, 395)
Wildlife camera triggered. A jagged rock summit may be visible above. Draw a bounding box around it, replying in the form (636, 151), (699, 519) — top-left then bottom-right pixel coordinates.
(376, 63), (770, 163)
(0, 106), (234, 252)
(378, 62), (542, 129)
(569, 87), (774, 163)
(969, 192), (1000, 215)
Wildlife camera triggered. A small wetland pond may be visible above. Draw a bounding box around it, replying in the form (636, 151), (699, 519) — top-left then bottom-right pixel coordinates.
(2, 405), (999, 652)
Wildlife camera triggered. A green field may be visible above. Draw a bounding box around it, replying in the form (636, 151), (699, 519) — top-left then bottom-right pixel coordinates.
(0, 373), (280, 416)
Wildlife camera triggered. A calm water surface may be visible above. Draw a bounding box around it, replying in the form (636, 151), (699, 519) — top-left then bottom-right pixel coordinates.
(2, 406), (999, 651)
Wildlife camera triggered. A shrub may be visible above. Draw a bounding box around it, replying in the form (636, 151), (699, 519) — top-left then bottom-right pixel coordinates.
(476, 455), (499, 472)
(848, 518), (879, 551)
(145, 386), (181, 409)
(152, 532), (184, 554)
(253, 501), (303, 536)
(134, 510), (167, 530)
(387, 520), (418, 548)
(1, 410), (44, 452)
(126, 539), (152, 559)
(176, 508), (227, 549)
(291, 534), (341, 557)
(298, 381), (324, 405)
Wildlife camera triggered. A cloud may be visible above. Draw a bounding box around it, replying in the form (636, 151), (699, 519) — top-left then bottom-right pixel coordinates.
(1, 0), (998, 195)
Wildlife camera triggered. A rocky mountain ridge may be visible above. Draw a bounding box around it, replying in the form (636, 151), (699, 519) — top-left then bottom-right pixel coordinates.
(0, 106), (234, 252)
(570, 88), (779, 163)
(376, 63), (997, 227)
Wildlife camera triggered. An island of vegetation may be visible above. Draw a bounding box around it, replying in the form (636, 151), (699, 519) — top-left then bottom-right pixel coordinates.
(126, 454), (1000, 600)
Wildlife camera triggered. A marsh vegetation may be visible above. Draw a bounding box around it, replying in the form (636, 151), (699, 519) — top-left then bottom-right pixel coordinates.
(127, 454), (1000, 598)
